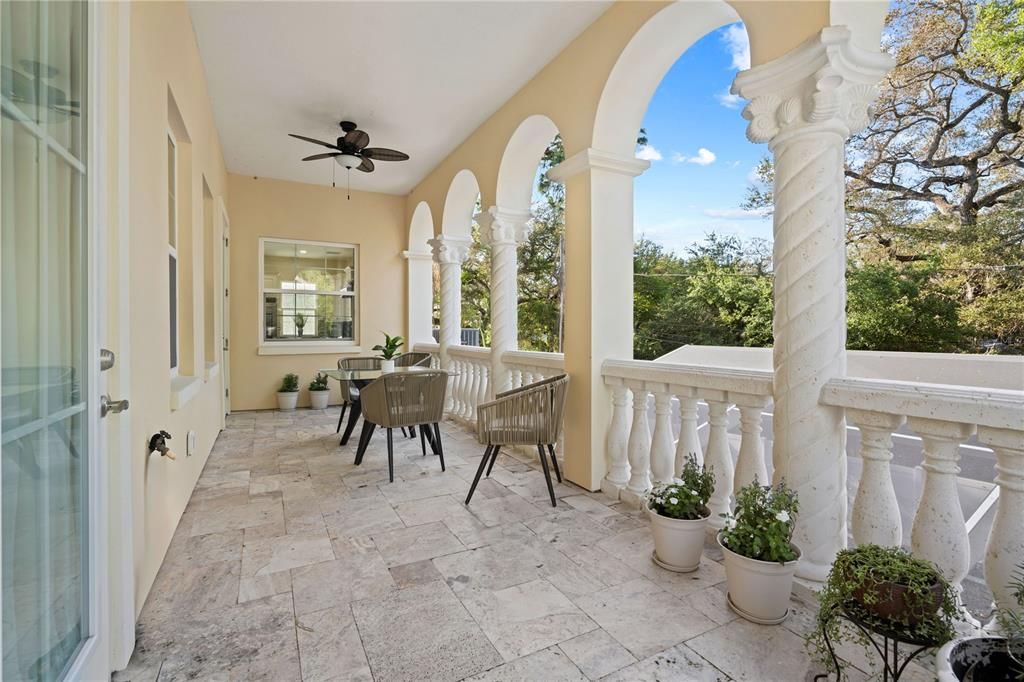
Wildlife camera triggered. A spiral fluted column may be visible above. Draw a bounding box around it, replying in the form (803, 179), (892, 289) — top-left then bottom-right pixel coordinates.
(428, 235), (470, 410)
(478, 206), (532, 396)
(732, 27), (892, 580)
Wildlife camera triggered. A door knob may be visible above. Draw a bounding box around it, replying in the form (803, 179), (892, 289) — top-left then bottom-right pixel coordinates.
(100, 394), (129, 418)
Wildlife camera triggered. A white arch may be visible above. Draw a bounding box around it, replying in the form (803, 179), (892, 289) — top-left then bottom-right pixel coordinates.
(441, 169), (481, 237)
(592, 0), (740, 156)
(829, 0), (888, 55)
(408, 201), (433, 253)
(405, 201), (435, 343)
(496, 114), (559, 212)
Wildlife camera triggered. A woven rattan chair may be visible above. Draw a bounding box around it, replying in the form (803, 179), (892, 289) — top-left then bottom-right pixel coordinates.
(335, 356), (381, 433)
(354, 370), (448, 482)
(466, 374), (569, 507)
(395, 352), (431, 368)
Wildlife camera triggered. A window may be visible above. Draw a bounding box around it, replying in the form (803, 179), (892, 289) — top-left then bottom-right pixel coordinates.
(260, 238), (358, 347)
(168, 132), (179, 373)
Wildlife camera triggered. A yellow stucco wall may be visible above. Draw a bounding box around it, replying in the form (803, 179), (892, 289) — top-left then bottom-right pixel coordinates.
(227, 175), (407, 411)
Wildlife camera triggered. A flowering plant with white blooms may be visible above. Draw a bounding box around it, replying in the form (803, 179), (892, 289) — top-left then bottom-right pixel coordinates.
(646, 455), (714, 520)
(720, 479), (799, 563)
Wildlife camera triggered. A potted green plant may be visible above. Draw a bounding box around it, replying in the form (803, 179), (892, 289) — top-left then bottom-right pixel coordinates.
(646, 455), (714, 573)
(308, 372), (330, 410)
(373, 332), (403, 372)
(277, 373), (299, 411)
(294, 313), (306, 337)
(808, 545), (958, 677)
(937, 563), (1024, 681)
(718, 478), (800, 624)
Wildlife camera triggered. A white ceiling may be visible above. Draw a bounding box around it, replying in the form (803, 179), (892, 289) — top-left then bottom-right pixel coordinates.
(188, 1), (611, 196)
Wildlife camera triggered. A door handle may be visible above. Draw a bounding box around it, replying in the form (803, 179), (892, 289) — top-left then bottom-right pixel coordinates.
(100, 394), (129, 418)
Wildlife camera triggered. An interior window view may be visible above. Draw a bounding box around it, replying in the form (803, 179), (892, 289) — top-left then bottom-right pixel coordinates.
(0, 1), (1021, 681)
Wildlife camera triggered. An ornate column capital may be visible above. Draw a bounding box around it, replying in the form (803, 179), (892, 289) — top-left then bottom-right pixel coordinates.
(428, 234), (471, 265)
(731, 26), (894, 145)
(476, 206), (533, 247)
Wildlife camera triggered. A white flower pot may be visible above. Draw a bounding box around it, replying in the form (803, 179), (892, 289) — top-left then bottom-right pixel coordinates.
(718, 533), (800, 625)
(648, 508), (707, 573)
(380, 359), (396, 372)
(936, 636), (1014, 681)
(309, 389), (330, 410)
(276, 391), (298, 411)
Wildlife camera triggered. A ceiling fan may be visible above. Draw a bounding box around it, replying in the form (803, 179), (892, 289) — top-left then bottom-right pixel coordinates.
(289, 121), (408, 199)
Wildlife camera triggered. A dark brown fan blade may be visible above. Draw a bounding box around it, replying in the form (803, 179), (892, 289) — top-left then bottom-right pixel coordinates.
(361, 147), (409, 162)
(356, 157), (375, 173)
(302, 152), (341, 161)
(288, 133), (340, 150)
(344, 129), (370, 150)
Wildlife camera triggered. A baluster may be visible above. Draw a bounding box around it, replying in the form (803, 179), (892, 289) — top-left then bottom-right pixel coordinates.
(705, 396), (734, 530)
(675, 391), (703, 472)
(465, 361), (479, 420)
(733, 395), (768, 490)
(522, 369), (534, 387)
(909, 418), (975, 603)
(847, 409), (904, 547)
(979, 426), (1024, 623)
(477, 363), (489, 418)
(510, 367), (522, 389)
(650, 388), (675, 484)
(455, 359), (467, 418)
(602, 382), (631, 497)
(624, 383), (652, 505)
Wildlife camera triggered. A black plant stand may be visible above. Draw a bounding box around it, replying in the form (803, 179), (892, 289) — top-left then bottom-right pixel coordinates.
(814, 602), (942, 682)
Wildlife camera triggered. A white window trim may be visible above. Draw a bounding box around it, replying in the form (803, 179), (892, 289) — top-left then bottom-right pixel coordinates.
(168, 128), (179, 377)
(258, 236), (360, 354)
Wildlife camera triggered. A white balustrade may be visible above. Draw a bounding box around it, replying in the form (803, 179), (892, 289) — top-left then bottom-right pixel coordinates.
(444, 346), (492, 426)
(649, 388), (675, 485)
(704, 396), (733, 531)
(624, 382), (652, 506)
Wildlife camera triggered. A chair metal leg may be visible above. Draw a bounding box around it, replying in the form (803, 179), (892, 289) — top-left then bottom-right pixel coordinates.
(433, 423), (446, 472)
(547, 444), (562, 483)
(387, 428), (394, 483)
(336, 402), (348, 433)
(537, 444), (557, 508)
(354, 421), (375, 465)
(485, 444), (501, 477)
(409, 425), (417, 439)
(419, 426), (427, 456)
(466, 445), (493, 505)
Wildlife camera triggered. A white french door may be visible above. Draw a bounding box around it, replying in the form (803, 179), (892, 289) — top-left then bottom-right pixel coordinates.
(1, 1), (110, 680)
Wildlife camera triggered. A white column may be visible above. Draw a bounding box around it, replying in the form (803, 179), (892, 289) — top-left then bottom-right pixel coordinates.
(649, 387), (675, 485)
(979, 426), (1024, 622)
(428, 234), (470, 413)
(732, 27), (892, 581)
(623, 383), (651, 505)
(478, 206), (532, 396)
(733, 395), (769, 490)
(402, 250), (434, 344)
(602, 382), (631, 497)
(674, 391), (703, 472)
(705, 396), (734, 531)
(847, 409), (904, 547)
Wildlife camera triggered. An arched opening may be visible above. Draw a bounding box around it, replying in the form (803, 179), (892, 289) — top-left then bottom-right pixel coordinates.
(438, 170), (485, 346)
(406, 201), (434, 344)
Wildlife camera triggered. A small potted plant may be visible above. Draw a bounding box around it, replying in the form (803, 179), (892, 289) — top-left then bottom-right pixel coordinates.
(294, 313), (306, 337)
(937, 563), (1024, 681)
(646, 455), (714, 573)
(809, 545), (958, 677)
(373, 332), (403, 372)
(718, 478), (800, 624)
(308, 373), (330, 410)
(277, 373), (299, 411)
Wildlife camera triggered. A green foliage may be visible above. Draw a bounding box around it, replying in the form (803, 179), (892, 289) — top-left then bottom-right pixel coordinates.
(995, 563), (1024, 675)
(279, 373), (299, 393)
(808, 545), (958, 673)
(293, 313), (306, 329)
(372, 333), (404, 360)
(969, 0), (1024, 78)
(719, 479), (799, 564)
(646, 455), (715, 520)
(309, 373), (329, 391)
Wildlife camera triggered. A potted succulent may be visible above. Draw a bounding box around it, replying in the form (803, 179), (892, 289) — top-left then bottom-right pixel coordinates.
(373, 332), (403, 372)
(308, 373), (330, 410)
(646, 455), (715, 573)
(718, 478), (800, 624)
(937, 564), (1024, 681)
(277, 373), (299, 411)
(294, 313), (306, 337)
(809, 545), (958, 677)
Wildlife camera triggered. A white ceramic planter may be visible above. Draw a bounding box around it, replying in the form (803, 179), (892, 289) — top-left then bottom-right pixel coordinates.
(936, 636), (1015, 681)
(381, 359), (396, 372)
(277, 391), (298, 411)
(648, 508), (707, 573)
(309, 389), (330, 410)
(718, 533), (800, 625)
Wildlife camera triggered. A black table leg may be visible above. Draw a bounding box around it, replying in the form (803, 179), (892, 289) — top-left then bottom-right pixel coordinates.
(340, 399), (361, 445)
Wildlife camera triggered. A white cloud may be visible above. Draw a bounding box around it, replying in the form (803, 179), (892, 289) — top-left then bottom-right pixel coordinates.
(635, 144), (663, 161)
(716, 90), (744, 109)
(702, 207), (771, 220)
(720, 24), (751, 71)
(673, 148), (717, 166)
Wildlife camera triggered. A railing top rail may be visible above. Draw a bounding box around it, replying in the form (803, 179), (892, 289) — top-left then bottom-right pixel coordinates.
(447, 345), (492, 359)
(412, 342), (440, 353)
(821, 376), (1024, 431)
(502, 350), (565, 370)
(601, 358), (773, 397)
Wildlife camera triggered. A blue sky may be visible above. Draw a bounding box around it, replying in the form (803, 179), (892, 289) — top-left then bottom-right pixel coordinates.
(633, 23), (772, 255)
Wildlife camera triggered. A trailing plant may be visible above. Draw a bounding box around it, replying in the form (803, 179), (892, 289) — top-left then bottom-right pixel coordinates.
(995, 563), (1024, 678)
(309, 373), (329, 392)
(719, 478), (799, 563)
(646, 455), (714, 520)
(807, 544), (958, 674)
(279, 373), (299, 393)
(373, 332), (404, 360)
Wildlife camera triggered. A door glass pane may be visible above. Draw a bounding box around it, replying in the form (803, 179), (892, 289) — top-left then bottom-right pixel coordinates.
(2, 1), (89, 679)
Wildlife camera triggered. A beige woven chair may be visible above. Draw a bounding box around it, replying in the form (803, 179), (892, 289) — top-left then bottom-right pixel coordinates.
(466, 374), (569, 507)
(335, 356), (381, 433)
(354, 370), (448, 482)
(395, 352), (431, 368)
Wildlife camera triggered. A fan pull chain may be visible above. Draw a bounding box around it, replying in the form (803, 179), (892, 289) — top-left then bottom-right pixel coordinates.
(332, 162), (336, 189)
(347, 167), (351, 200)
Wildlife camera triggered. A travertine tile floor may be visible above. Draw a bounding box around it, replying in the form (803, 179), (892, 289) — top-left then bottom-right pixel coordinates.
(115, 409), (934, 682)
